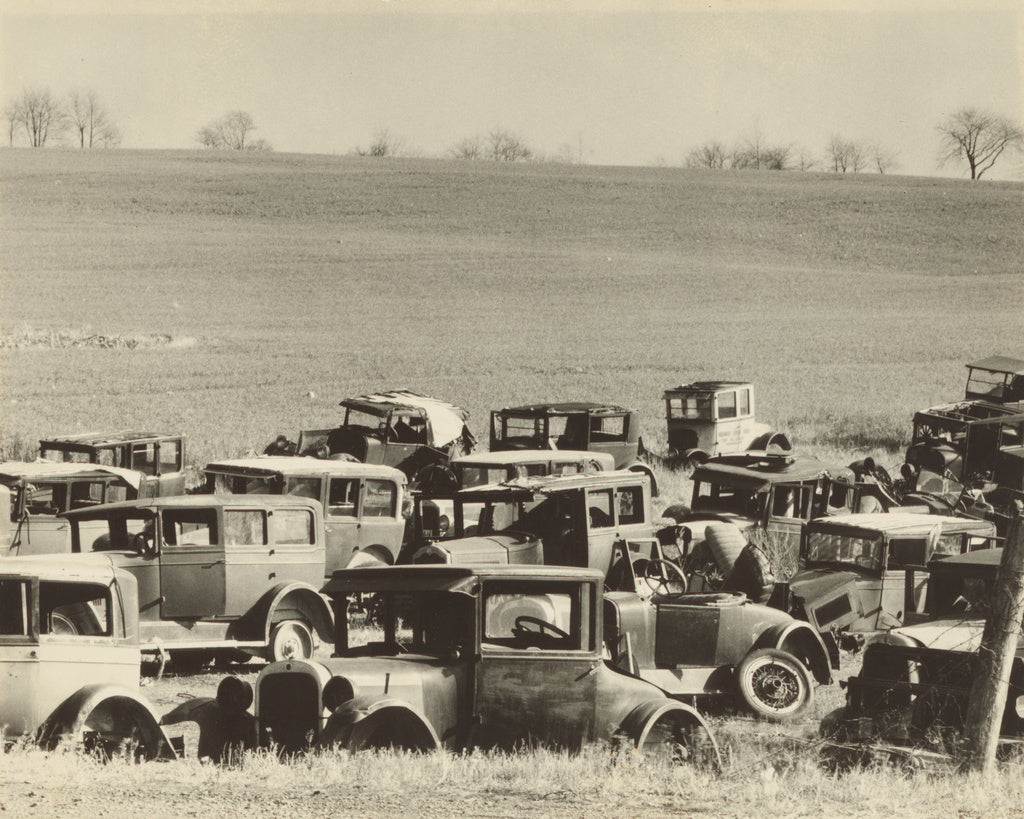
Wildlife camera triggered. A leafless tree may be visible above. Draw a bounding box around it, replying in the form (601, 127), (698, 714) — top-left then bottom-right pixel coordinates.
(68, 90), (120, 148)
(359, 127), (406, 157)
(730, 129), (791, 170)
(16, 88), (65, 147)
(685, 141), (728, 169)
(487, 128), (531, 162)
(449, 134), (483, 160)
(870, 143), (899, 175)
(827, 136), (867, 173)
(937, 107), (1023, 180)
(3, 102), (21, 146)
(196, 110), (264, 151)
(793, 146), (817, 172)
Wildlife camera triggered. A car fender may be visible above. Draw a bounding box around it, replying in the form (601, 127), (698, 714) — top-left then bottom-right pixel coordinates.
(234, 582), (334, 645)
(36, 683), (176, 760)
(624, 461), (659, 497)
(753, 621), (832, 685)
(322, 695), (441, 752)
(617, 699), (721, 769)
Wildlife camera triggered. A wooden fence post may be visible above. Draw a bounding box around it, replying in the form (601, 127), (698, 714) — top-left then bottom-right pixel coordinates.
(962, 513), (1024, 774)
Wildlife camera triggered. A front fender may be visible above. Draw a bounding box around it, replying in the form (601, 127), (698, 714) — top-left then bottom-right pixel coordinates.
(754, 622), (833, 684)
(323, 695), (441, 752)
(233, 582), (334, 644)
(37, 684), (176, 760)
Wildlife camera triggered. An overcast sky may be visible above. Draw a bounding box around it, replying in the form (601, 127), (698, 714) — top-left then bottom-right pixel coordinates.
(2, 0), (1022, 179)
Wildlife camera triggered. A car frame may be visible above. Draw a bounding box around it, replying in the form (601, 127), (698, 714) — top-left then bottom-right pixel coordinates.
(39, 431), (186, 498)
(488, 402), (658, 494)
(61, 495), (334, 668)
(661, 380), (773, 465)
(168, 564), (721, 765)
(2, 460), (143, 557)
(0, 555), (175, 759)
(277, 390), (475, 479)
(199, 456), (409, 571)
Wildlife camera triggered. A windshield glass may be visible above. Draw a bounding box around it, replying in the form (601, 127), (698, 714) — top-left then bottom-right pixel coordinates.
(457, 465), (512, 489)
(805, 530), (883, 571)
(691, 480), (762, 516)
(84, 511), (153, 551)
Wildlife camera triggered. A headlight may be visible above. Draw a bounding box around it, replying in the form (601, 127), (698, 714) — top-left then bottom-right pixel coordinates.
(1014, 695), (1024, 720)
(323, 676), (359, 712)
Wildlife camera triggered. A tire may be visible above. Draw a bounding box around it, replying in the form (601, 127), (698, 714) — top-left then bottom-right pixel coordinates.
(704, 523), (746, 574)
(724, 544), (775, 604)
(735, 648), (814, 721)
(269, 620), (315, 662)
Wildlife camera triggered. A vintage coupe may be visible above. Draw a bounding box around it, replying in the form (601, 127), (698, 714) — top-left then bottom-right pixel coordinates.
(169, 565), (721, 765)
(0, 555), (175, 759)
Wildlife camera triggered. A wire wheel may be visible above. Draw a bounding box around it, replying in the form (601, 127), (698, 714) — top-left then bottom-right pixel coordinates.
(736, 648), (813, 721)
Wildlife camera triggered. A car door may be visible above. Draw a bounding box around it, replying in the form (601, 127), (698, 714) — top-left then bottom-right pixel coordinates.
(356, 478), (403, 564)
(765, 482), (815, 567)
(324, 477), (360, 573)
(17, 481), (70, 556)
(159, 506), (226, 618)
(474, 580), (598, 749)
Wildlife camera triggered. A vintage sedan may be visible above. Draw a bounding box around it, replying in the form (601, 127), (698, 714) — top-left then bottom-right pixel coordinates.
(0, 555), (175, 759)
(168, 565), (720, 765)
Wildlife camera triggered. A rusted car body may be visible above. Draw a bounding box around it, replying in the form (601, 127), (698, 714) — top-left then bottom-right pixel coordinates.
(662, 381), (773, 464)
(964, 355), (1024, 404)
(171, 565), (720, 764)
(199, 457), (408, 571)
(670, 452), (859, 581)
(411, 470), (665, 579)
(1, 461), (143, 557)
(39, 431), (186, 498)
(488, 402), (658, 494)
(61, 495), (333, 667)
(822, 548), (1024, 762)
(0, 555), (175, 758)
(279, 391), (475, 479)
(787, 512), (999, 637)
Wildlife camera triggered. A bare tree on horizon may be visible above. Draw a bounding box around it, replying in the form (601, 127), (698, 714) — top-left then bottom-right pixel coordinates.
(937, 107), (1023, 180)
(14, 87), (64, 147)
(197, 110), (269, 151)
(68, 90), (121, 148)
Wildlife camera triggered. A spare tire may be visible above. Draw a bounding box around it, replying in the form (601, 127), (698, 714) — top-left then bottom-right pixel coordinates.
(704, 523), (746, 575)
(724, 544), (775, 604)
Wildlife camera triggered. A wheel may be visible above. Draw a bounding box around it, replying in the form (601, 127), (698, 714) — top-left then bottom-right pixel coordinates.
(269, 620), (315, 662)
(704, 523), (746, 574)
(640, 559), (688, 597)
(735, 648), (813, 721)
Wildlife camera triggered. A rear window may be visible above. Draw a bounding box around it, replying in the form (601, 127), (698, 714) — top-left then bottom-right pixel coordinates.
(270, 508), (315, 545)
(363, 480), (397, 518)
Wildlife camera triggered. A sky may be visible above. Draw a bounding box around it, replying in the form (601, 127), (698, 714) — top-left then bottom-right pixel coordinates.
(1, 0), (1022, 179)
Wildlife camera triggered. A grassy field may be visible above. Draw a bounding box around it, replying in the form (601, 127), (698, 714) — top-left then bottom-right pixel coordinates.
(0, 149), (1022, 815)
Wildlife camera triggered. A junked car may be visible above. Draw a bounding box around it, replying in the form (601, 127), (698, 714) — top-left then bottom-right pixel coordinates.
(488, 402), (658, 494)
(272, 391), (475, 479)
(821, 547), (1023, 764)
(166, 564), (721, 765)
(963, 355), (1024, 404)
(198, 456), (408, 571)
(0, 555), (175, 759)
(668, 451), (859, 583)
(39, 431), (186, 498)
(786, 512), (999, 639)
(1, 461), (143, 557)
(61, 495), (334, 669)
(661, 380), (778, 468)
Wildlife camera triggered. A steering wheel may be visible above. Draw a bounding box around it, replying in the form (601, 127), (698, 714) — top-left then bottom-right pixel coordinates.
(133, 531), (156, 557)
(641, 559), (689, 597)
(512, 615), (570, 646)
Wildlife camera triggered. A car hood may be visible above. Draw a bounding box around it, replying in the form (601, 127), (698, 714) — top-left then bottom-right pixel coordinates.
(884, 618), (985, 651)
(321, 654), (467, 713)
(789, 567), (866, 602)
(413, 532), (542, 565)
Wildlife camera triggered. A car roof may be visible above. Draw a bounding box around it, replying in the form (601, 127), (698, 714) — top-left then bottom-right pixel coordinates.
(62, 493), (322, 519)
(322, 563), (603, 596)
(458, 468), (649, 496)
(663, 381), (753, 395)
(452, 450), (616, 468)
(692, 454), (852, 487)
(495, 402), (632, 415)
(808, 512), (997, 537)
(930, 547), (1003, 570)
(0, 460), (143, 489)
(340, 390), (469, 419)
(204, 456), (406, 482)
(966, 356), (1024, 376)
(0, 553), (122, 584)
(39, 430), (181, 447)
